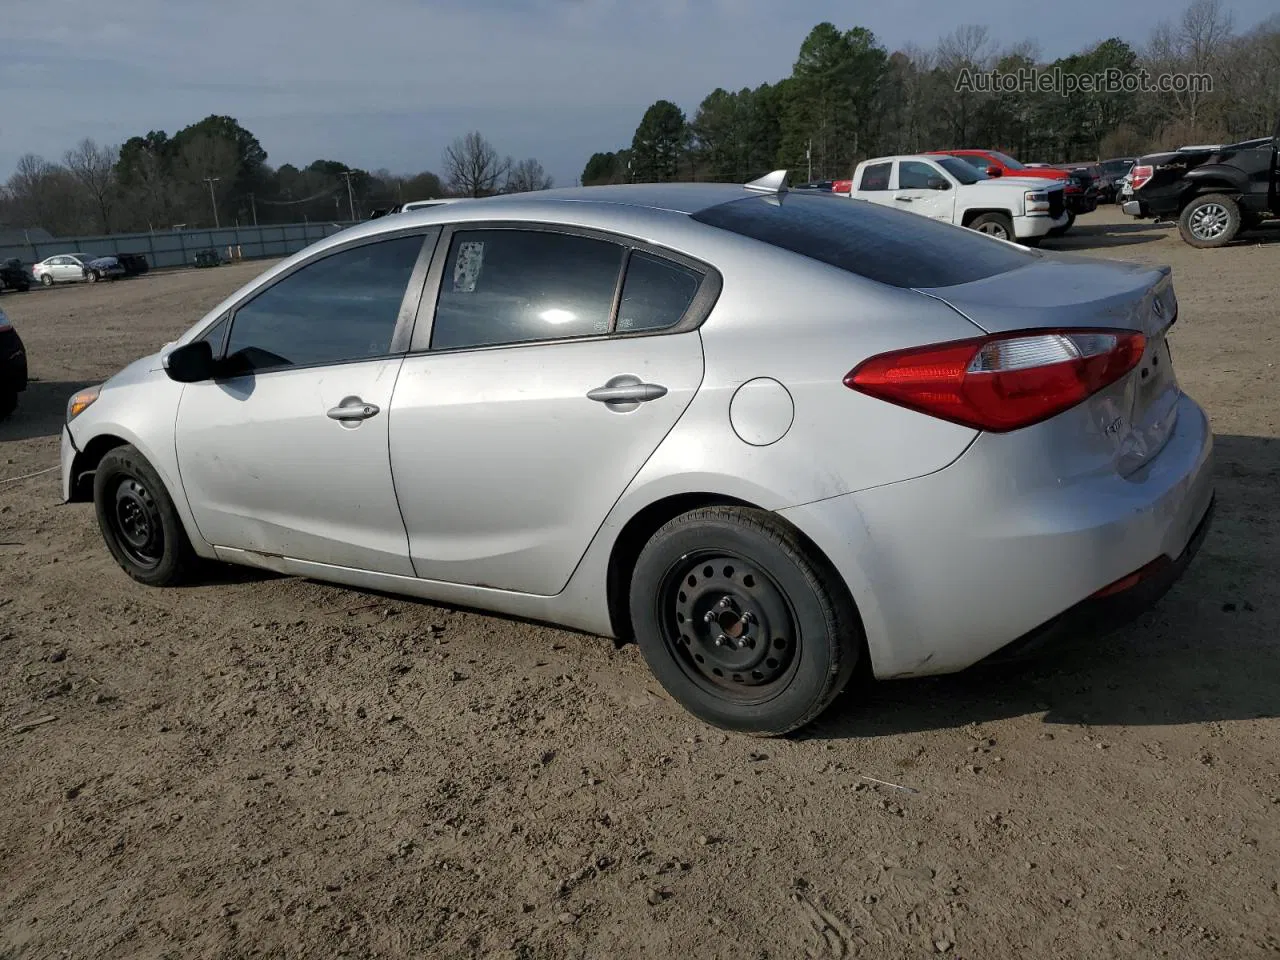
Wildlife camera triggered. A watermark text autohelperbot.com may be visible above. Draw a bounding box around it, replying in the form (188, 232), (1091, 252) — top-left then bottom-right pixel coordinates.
(955, 67), (1213, 97)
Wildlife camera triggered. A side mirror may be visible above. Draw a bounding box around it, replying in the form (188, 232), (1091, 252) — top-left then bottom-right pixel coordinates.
(928, 177), (951, 191)
(986, 166), (1003, 177)
(164, 340), (217, 383)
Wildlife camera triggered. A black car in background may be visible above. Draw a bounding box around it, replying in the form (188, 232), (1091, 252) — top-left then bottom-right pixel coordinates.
(1099, 158), (1136, 202)
(0, 307), (28, 420)
(116, 253), (150, 276)
(1, 258), (31, 293)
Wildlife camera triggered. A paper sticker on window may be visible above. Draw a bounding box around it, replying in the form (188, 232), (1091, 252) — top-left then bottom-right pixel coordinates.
(453, 241), (485, 293)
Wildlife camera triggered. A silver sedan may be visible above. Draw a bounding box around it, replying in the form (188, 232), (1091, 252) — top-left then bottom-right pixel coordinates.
(60, 174), (1215, 735)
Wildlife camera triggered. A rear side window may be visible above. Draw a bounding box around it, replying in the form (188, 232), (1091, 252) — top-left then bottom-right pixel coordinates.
(430, 230), (624, 350)
(859, 163), (891, 191)
(691, 193), (1034, 289)
(615, 252), (703, 333)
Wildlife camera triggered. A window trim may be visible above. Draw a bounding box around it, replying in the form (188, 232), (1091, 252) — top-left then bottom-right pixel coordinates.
(207, 227), (440, 377)
(408, 221), (723, 355)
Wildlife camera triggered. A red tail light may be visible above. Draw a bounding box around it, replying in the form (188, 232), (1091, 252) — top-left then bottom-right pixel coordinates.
(1129, 164), (1153, 190)
(844, 329), (1146, 432)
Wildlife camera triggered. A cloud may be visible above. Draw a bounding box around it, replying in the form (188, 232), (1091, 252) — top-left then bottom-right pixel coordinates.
(2, 0), (1276, 187)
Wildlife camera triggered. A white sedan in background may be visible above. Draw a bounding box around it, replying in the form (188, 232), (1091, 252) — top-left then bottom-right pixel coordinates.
(31, 253), (125, 286)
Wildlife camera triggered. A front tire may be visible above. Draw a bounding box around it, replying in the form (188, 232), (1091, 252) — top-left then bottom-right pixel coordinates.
(628, 506), (861, 736)
(40, 273), (54, 287)
(1180, 193), (1241, 248)
(93, 445), (199, 586)
(969, 212), (1014, 242)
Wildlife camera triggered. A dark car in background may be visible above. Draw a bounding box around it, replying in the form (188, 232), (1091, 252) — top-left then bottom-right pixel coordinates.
(116, 253), (150, 277)
(0, 306), (28, 420)
(0, 258), (32, 293)
(1099, 158), (1136, 202)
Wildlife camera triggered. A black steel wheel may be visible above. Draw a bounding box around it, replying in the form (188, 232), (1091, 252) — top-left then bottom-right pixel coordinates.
(629, 506), (862, 735)
(664, 552), (800, 700)
(94, 444), (199, 586)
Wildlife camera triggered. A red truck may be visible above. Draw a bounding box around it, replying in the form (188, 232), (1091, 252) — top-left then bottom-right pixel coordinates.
(926, 149), (1097, 234)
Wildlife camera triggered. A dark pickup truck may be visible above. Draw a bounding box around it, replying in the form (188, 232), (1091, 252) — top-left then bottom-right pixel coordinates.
(1121, 119), (1279, 247)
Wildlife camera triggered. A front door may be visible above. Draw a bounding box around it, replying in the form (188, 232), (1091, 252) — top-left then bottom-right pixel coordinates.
(892, 160), (957, 222)
(388, 227), (709, 596)
(175, 232), (430, 574)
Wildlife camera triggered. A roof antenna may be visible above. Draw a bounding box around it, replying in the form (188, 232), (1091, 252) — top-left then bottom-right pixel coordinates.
(744, 170), (789, 195)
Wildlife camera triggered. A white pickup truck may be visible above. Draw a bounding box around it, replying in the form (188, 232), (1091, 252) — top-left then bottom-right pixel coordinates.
(842, 155), (1069, 245)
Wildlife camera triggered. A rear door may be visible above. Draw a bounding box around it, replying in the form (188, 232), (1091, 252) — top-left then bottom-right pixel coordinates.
(388, 225), (712, 595)
(855, 161), (894, 207)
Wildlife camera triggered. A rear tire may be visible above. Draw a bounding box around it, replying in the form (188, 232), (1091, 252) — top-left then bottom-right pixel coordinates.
(628, 506), (862, 736)
(93, 445), (199, 587)
(1179, 193), (1242, 248)
(969, 212), (1015, 242)
(0, 386), (16, 421)
(86, 270), (99, 283)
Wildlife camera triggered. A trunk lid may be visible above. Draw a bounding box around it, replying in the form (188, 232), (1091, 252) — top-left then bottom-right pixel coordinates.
(916, 256), (1181, 476)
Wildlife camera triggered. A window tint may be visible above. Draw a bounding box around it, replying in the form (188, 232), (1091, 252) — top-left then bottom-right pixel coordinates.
(615, 252), (703, 333)
(430, 230), (624, 350)
(859, 162), (891, 191)
(898, 161), (939, 190)
(691, 193), (1034, 289)
(224, 234), (422, 372)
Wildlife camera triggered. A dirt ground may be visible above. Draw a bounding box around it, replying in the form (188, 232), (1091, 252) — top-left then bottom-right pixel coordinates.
(2, 208), (1278, 959)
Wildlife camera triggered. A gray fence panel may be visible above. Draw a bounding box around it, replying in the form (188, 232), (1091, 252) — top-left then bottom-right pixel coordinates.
(0, 221), (360, 271)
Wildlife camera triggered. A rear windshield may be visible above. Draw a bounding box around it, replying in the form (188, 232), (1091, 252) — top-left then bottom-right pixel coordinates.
(691, 193), (1033, 288)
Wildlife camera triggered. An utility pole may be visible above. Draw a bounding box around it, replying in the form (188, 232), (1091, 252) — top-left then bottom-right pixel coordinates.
(203, 177), (221, 228)
(806, 139), (812, 183)
(340, 170), (357, 221)
(248, 193), (258, 227)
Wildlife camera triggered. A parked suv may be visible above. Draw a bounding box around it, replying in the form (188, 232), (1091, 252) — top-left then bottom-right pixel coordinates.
(1121, 121), (1280, 247)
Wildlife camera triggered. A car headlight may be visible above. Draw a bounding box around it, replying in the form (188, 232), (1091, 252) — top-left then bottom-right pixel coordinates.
(1024, 191), (1051, 214)
(67, 385), (101, 422)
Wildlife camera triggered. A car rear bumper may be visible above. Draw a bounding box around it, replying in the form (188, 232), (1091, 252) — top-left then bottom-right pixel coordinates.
(778, 392), (1215, 679)
(1121, 200), (1144, 217)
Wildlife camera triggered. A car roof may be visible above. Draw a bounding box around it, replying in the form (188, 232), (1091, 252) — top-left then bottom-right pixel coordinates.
(480, 182), (762, 215)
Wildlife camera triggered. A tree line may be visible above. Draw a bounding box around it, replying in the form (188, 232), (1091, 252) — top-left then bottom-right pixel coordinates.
(582, 0), (1279, 186)
(0, 120), (552, 238)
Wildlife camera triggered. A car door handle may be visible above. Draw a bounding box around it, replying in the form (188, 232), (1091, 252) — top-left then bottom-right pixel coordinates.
(326, 397), (381, 421)
(893, 195), (913, 202)
(587, 381), (668, 404)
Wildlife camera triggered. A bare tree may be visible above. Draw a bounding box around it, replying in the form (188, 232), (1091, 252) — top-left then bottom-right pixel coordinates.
(64, 138), (118, 233)
(1147, 0), (1234, 137)
(936, 25), (995, 144)
(3, 153), (89, 236)
(503, 158), (554, 194)
(443, 132), (511, 197)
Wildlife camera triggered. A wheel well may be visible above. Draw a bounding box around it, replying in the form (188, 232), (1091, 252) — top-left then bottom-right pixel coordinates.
(961, 208), (1011, 227)
(1183, 182), (1240, 204)
(603, 493), (862, 650)
(68, 434), (127, 502)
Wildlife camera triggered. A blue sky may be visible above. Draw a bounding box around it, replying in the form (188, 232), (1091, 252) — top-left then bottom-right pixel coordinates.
(2, 0), (1274, 188)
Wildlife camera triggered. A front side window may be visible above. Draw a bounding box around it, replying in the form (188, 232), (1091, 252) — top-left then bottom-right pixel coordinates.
(898, 161), (942, 190)
(859, 162), (891, 191)
(615, 252), (703, 333)
(223, 234), (423, 372)
(430, 230), (624, 351)
(937, 157), (982, 184)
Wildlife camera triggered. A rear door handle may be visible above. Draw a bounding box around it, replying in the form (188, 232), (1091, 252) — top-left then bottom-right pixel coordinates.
(893, 195), (913, 202)
(326, 397), (381, 422)
(587, 378), (668, 405)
